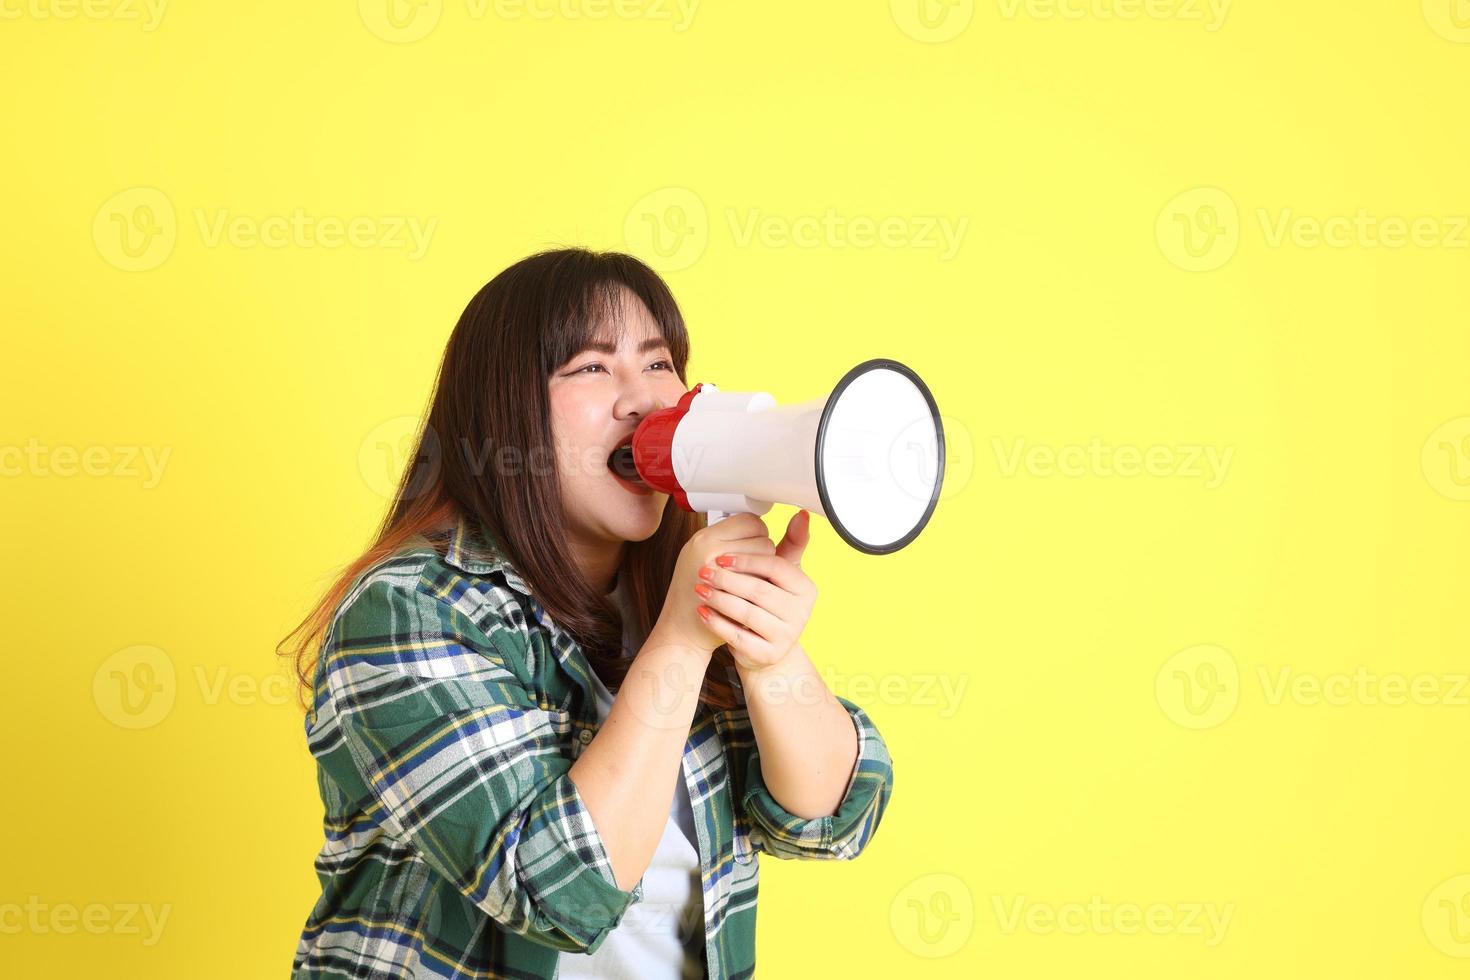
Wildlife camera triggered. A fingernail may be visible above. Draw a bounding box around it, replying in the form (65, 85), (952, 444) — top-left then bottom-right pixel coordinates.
(697, 606), (711, 620)
(694, 583), (712, 599)
(697, 566), (714, 581)
(715, 555), (735, 567)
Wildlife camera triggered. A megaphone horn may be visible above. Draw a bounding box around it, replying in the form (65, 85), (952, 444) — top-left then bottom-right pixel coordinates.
(615, 358), (944, 555)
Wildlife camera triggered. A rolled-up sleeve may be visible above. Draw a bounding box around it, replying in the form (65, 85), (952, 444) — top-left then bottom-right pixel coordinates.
(315, 576), (643, 954)
(735, 694), (894, 861)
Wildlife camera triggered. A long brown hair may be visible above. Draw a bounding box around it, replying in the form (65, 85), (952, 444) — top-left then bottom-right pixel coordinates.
(278, 247), (742, 715)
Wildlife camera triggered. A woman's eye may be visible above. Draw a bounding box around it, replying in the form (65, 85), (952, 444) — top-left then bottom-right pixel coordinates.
(576, 359), (673, 376)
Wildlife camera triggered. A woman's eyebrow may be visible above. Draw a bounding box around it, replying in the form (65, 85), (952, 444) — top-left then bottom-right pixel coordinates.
(581, 337), (670, 355)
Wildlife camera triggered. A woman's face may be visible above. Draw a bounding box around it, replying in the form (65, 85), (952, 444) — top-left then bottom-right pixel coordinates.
(548, 287), (687, 563)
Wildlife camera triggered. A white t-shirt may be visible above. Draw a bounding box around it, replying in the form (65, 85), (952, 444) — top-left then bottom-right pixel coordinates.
(557, 574), (706, 980)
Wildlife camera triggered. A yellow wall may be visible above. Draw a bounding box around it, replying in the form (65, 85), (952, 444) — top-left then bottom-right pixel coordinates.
(4, 2), (1469, 976)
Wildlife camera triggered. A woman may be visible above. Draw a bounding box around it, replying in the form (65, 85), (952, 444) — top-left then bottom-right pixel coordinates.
(281, 248), (894, 979)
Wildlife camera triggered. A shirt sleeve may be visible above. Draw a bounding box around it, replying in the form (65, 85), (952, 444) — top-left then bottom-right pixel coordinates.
(312, 573), (644, 955)
(728, 692), (894, 861)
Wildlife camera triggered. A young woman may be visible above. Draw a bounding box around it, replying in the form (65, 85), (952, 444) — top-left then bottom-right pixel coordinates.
(281, 248), (894, 979)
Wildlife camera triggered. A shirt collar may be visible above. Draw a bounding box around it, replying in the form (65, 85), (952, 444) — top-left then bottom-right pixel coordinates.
(442, 513), (534, 597)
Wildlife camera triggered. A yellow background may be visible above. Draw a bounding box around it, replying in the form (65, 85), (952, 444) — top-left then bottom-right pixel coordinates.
(4, 1), (1469, 976)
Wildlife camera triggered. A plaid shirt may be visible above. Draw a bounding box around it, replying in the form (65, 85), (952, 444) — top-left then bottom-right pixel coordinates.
(293, 514), (895, 979)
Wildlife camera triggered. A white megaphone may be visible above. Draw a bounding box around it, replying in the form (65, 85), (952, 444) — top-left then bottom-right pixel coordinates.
(610, 358), (944, 554)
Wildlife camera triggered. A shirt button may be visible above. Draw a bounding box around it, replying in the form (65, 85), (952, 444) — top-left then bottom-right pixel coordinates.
(579, 729), (593, 744)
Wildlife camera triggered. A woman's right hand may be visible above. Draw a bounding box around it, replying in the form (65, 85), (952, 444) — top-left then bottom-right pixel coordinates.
(655, 513), (777, 655)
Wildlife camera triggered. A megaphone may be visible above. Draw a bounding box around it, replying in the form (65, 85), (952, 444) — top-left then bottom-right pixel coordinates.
(610, 358), (944, 554)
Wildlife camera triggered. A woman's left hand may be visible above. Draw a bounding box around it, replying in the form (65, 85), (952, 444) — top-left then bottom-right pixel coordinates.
(694, 509), (816, 672)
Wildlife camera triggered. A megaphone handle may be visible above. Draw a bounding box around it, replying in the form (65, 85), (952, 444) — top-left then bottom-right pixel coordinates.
(706, 510), (736, 526)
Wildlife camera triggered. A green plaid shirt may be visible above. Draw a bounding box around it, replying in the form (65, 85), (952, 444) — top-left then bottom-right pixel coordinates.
(293, 514), (894, 979)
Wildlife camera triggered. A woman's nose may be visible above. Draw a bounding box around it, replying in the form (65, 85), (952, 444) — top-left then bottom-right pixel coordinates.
(617, 386), (663, 420)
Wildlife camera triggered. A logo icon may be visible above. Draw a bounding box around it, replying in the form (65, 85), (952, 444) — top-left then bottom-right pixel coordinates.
(359, 416), (441, 500)
(619, 652), (706, 733)
(1424, 874), (1470, 957)
(94, 645), (177, 730)
(624, 188), (708, 272)
(890, 412), (969, 503)
(359, 0), (443, 43)
(1156, 187), (1240, 272)
(1156, 644), (1239, 729)
(890, 0), (975, 43)
(1422, 416), (1470, 501)
(1424, 0), (1470, 42)
(93, 187), (177, 272)
(890, 872), (973, 958)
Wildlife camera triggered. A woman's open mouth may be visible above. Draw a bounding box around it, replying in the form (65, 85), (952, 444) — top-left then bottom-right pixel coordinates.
(607, 443), (651, 495)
